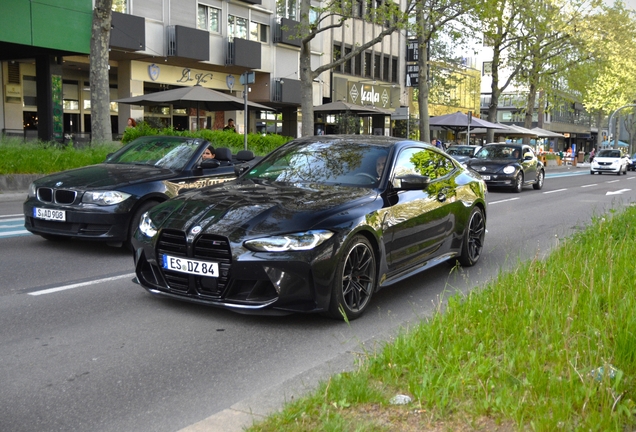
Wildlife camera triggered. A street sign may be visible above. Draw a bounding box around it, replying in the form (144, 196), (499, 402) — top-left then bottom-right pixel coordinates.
(240, 72), (255, 85)
(406, 39), (419, 62)
(391, 107), (409, 120)
(406, 64), (419, 87)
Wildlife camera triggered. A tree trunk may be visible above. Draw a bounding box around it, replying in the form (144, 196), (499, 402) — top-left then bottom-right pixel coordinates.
(417, 5), (430, 143)
(596, 111), (603, 150)
(90, 0), (113, 143)
(486, 42), (502, 144)
(300, 39), (315, 137)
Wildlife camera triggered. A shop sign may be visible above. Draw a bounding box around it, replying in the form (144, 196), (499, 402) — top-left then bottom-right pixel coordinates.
(148, 64), (160, 81)
(348, 82), (392, 108)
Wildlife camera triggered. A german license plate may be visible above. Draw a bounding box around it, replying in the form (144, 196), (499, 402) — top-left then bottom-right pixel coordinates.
(33, 207), (66, 221)
(162, 254), (219, 277)
(481, 175), (491, 180)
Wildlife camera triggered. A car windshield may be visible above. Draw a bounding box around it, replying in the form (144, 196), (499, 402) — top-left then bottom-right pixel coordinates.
(597, 149), (621, 158)
(243, 139), (390, 187)
(447, 146), (475, 156)
(105, 136), (201, 170)
(475, 145), (521, 160)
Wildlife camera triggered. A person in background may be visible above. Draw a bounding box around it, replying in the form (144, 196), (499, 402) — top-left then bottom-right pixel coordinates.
(202, 146), (216, 160)
(590, 148), (595, 163)
(127, 118), (137, 128)
(223, 118), (236, 132)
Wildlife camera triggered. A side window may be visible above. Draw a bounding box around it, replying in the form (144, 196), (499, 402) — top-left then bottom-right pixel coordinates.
(393, 148), (455, 181)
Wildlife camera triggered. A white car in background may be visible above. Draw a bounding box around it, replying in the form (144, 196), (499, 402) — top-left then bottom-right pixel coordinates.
(590, 149), (628, 175)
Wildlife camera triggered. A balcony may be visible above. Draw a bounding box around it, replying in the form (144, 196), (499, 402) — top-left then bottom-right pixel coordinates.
(226, 38), (261, 69)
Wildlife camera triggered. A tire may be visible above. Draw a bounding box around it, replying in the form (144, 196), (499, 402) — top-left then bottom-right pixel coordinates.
(326, 235), (376, 321)
(533, 170), (544, 190)
(512, 173), (523, 193)
(590, 171), (594, 175)
(126, 200), (160, 251)
(457, 206), (485, 267)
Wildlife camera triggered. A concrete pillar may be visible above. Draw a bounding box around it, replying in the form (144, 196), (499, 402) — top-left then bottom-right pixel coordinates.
(117, 60), (144, 134)
(35, 55), (63, 142)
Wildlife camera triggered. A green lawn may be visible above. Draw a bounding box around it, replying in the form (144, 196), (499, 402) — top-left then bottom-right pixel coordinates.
(249, 206), (636, 431)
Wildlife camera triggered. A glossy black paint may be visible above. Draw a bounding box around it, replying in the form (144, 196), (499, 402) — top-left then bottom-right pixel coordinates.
(465, 143), (544, 191)
(132, 135), (488, 318)
(23, 136), (256, 244)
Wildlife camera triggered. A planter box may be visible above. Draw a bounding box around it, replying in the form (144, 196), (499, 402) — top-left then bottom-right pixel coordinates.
(545, 158), (558, 167)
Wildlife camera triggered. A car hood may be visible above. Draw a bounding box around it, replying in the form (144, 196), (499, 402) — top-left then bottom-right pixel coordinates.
(152, 180), (379, 238)
(32, 164), (176, 190)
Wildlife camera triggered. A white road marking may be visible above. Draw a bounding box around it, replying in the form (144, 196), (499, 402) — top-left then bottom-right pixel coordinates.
(489, 198), (521, 205)
(0, 215), (24, 220)
(543, 188), (568, 194)
(606, 180), (620, 183)
(28, 273), (136, 296)
(581, 184), (597, 188)
(607, 189), (631, 196)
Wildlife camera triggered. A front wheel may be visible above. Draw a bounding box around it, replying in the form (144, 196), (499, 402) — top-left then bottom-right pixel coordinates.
(533, 170), (544, 190)
(512, 173), (523, 193)
(126, 200), (160, 251)
(326, 235), (376, 321)
(457, 207), (486, 266)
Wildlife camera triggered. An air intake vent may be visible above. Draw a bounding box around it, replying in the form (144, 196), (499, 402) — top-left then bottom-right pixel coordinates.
(7, 63), (20, 84)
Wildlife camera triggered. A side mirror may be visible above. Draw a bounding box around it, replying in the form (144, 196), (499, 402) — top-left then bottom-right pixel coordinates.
(393, 174), (430, 191)
(200, 159), (221, 169)
(234, 163), (250, 176)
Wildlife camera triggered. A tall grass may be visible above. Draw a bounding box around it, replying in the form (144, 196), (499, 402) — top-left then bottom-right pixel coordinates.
(250, 207), (636, 431)
(0, 138), (121, 174)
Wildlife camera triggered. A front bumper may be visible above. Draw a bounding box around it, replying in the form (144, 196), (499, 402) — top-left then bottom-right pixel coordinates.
(23, 198), (134, 242)
(132, 228), (341, 315)
(591, 164), (620, 173)
(478, 173), (515, 188)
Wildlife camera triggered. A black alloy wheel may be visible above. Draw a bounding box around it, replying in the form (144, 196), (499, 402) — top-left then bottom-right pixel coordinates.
(533, 170), (545, 190)
(512, 173), (523, 193)
(327, 235), (376, 321)
(458, 207), (485, 266)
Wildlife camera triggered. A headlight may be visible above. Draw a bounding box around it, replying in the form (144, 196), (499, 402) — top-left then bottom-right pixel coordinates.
(502, 166), (516, 174)
(244, 230), (334, 252)
(28, 183), (37, 198)
(138, 211), (157, 237)
(82, 191), (131, 205)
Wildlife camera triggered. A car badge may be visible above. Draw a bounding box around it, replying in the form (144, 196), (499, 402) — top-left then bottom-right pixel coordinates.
(55, 181), (63, 187)
(191, 226), (202, 235)
(480, 167), (487, 171)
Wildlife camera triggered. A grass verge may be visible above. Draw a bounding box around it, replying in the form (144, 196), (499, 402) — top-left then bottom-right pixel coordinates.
(249, 206), (636, 431)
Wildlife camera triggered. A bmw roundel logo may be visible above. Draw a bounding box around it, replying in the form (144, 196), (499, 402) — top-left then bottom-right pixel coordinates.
(55, 181), (63, 187)
(191, 226), (202, 235)
(480, 167), (487, 171)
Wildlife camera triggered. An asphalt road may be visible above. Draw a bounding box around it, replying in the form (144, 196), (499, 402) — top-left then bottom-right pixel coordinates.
(1, 168), (635, 432)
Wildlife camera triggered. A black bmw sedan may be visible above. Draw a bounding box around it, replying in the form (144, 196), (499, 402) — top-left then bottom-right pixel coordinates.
(132, 135), (488, 320)
(465, 143), (545, 192)
(24, 136), (257, 247)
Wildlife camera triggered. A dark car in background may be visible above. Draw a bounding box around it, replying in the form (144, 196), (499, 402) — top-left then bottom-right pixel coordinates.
(465, 143), (545, 192)
(446, 145), (482, 164)
(627, 153), (636, 172)
(24, 136), (258, 248)
(132, 135), (488, 320)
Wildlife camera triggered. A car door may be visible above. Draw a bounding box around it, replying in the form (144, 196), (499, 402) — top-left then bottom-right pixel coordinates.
(520, 145), (537, 183)
(383, 147), (459, 276)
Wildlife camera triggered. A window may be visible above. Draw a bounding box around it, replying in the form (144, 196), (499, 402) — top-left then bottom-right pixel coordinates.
(112, 0), (127, 13)
(482, 61), (492, 76)
(229, 15), (248, 40)
(333, 44), (342, 73)
(250, 21), (269, 43)
(391, 57), (397, 83)
(197, 5), (220, 33)
(353, 0), (363, 17)
(365, 52), (372, 78)
(374, 54), (381, 79)
(344, 47), (352, 74)
(355, 53), (362, 76)
(277, 0), (297, 20)
(383, 55), (389, 81)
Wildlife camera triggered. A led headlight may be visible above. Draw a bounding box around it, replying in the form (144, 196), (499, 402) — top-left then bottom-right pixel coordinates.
(138, 211), (157, 237)
(82, 191), (131, 205)
(502, 166), (516, 174)
(244, 230), (334, 252)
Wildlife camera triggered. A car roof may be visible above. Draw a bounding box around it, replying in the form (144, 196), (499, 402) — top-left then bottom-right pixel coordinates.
(288, 134), (430, 149)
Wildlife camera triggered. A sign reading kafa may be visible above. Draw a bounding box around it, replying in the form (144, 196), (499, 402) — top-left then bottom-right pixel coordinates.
(347, 82), (395, 109)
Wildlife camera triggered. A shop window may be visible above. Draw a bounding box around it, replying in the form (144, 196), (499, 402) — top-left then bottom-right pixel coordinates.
(23, 76), (37, 106)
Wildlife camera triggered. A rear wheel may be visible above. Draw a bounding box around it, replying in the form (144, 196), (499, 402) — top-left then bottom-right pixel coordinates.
(326, 235), (376, 321)
(533, 170), (544, 190)
(126, 200), (160, 251)
(458, 207), (485, 266)
(512, 173), (523, 193)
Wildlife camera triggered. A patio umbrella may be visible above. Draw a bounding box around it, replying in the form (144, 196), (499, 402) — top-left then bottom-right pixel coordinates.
(428, 111), (508, 131)
(530, 127), (565, 138)
(114, 85), (274, 129)
(314, 101), (393, 115)
(463, 123), (538, 137)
